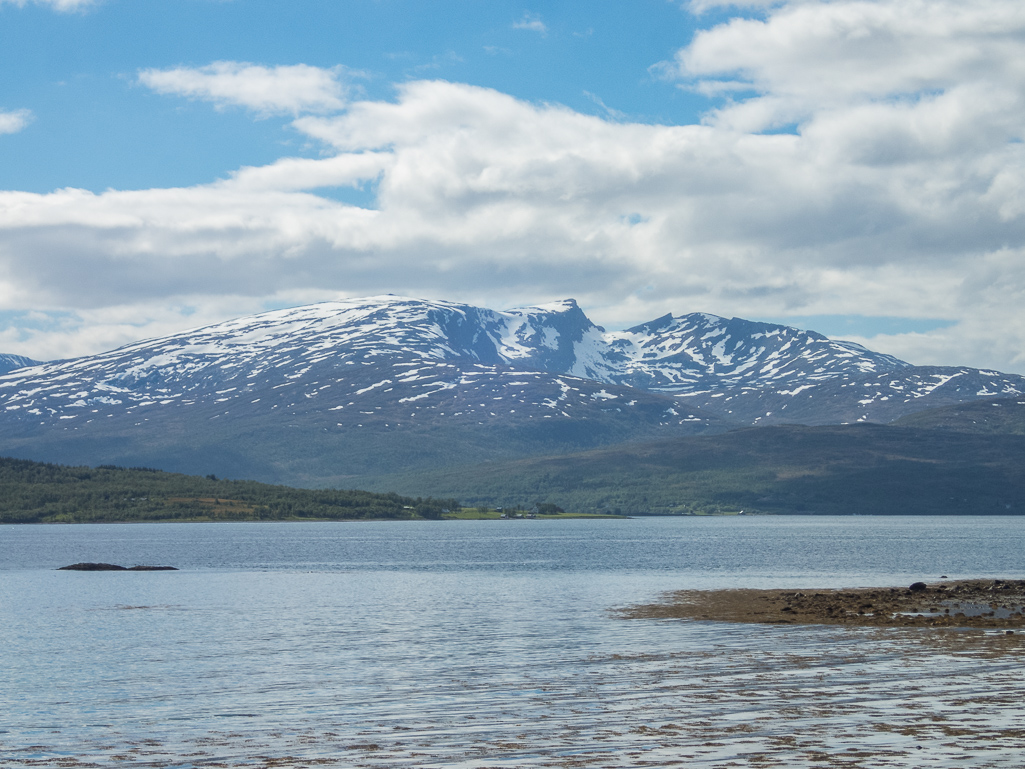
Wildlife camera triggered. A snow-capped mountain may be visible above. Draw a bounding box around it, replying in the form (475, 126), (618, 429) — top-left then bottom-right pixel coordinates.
(0, 296), (665, 422)
(0, 297), (722, 483)
(0, 294), (1021, 484)
(0, 295), (917, 430)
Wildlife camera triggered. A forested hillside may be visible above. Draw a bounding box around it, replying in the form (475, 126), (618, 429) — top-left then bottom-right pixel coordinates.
(0, 457), (457, 523)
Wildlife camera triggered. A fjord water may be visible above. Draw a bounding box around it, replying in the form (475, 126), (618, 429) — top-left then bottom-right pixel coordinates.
(2, 516), (1025, 768)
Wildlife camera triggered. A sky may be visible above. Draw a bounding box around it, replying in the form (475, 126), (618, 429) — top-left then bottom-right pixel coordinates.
(1, 0), (1025, 374)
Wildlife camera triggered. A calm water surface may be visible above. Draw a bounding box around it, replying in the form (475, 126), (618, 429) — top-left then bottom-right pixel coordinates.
(1, 516), (1024, 768)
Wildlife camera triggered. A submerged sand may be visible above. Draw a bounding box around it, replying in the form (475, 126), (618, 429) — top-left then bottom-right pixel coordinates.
(622, 578), (1025, 629)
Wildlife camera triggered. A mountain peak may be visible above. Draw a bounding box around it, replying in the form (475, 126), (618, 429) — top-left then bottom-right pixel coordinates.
(626, 312), (674, 334)
(510, 298), (578, 312)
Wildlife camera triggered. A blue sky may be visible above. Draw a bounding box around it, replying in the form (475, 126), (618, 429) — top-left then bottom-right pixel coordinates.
(1, 0), (1024, 373)
(1, 1), (717, 192)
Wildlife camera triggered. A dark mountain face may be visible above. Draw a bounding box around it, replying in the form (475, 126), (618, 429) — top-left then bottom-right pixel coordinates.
(0, 354), (41, 376)
(0, 295), (1020, 485)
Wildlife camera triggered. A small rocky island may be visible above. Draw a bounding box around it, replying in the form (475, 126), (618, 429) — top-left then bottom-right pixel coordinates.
(58, 563), (178, 571)
(623, 579), (1025, 629)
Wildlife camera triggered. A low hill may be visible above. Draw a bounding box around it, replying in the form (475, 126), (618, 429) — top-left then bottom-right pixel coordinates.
(361, 423), (1025, 516)
(0, 457), (456, 524)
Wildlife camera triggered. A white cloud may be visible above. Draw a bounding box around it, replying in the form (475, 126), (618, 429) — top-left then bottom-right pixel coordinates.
(4, 1), (1025, 374)
(0, 109), (32, 135)
(512, 13), (548, 35)
(0, 0), (96, 10)
(138, 62), (350, 116)
(687, 0), (785, 12)
(674, 0), (1025, 133)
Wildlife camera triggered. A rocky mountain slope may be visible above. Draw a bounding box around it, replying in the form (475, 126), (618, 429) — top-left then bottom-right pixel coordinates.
(682, 366), (1025, 426)
(0, 295), (1021, 485)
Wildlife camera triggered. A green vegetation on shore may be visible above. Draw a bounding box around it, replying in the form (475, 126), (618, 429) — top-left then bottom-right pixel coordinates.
(442, 508), (625, 520)
(0, 457), (459, 523)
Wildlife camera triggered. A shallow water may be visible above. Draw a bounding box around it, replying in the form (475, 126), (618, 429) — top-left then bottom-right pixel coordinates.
(2, 516), (1024, 768)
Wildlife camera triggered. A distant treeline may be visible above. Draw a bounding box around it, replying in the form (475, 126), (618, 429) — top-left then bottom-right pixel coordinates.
(0, 457), (458, 523)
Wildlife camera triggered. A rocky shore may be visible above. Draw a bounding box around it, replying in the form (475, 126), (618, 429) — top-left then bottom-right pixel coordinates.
(623, 579), (1025, 629)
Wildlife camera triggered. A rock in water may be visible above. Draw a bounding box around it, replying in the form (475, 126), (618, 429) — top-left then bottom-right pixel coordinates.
(128, 565), (178, 571)
(58, 563), (177, 571)
(59, 562), (127, 571)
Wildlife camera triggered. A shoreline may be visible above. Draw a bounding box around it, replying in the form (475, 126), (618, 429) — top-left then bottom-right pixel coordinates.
(622, 579), (1025, 629)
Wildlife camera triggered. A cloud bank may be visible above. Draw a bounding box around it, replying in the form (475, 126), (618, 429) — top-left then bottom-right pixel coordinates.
(2, 0), (1025, 374)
